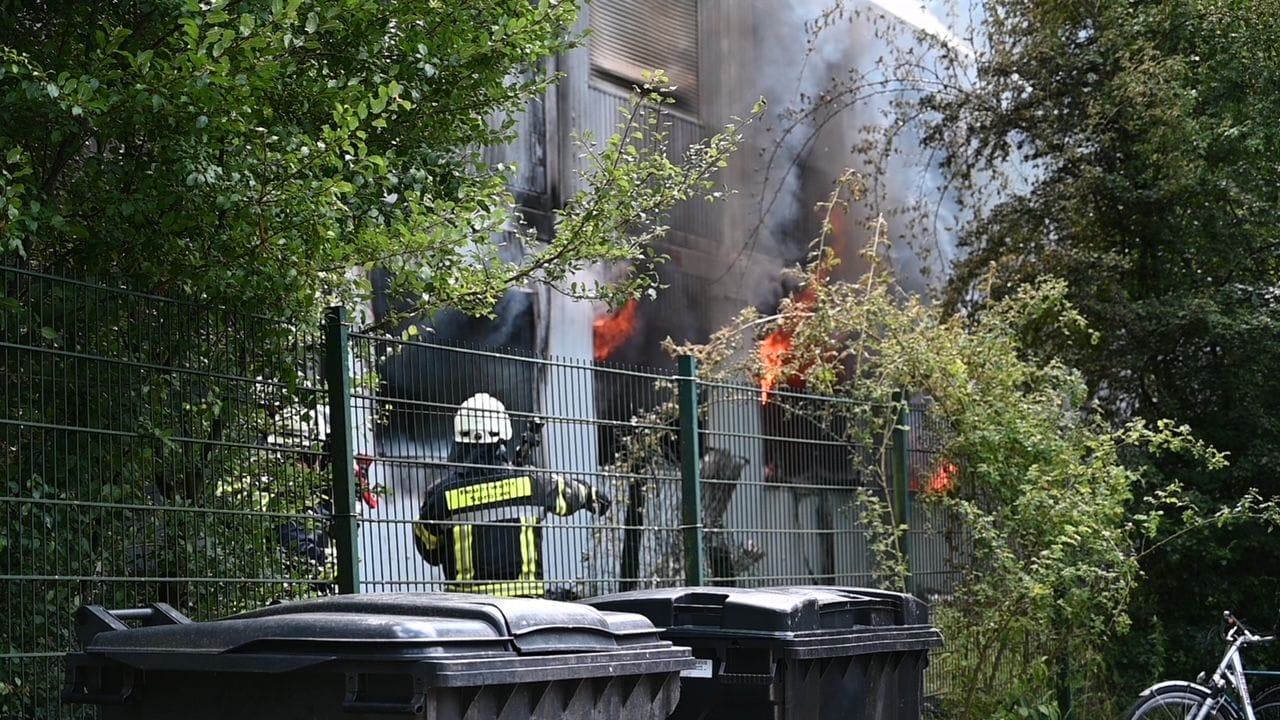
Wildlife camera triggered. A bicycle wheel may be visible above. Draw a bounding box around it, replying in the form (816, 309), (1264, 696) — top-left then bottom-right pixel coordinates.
(1254, 699), (1280, 720)
(1254, 684), (1280, 711)
(1126, 686), (1234, 720)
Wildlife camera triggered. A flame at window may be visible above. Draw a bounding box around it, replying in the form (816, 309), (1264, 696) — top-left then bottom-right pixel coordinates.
(593, 298), (640, 362)
(757, 204), (849, 404)
(757, 286), (817, 404)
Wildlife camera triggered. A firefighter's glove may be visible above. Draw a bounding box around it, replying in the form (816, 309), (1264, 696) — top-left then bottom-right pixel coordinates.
(588, 488), (612, 516)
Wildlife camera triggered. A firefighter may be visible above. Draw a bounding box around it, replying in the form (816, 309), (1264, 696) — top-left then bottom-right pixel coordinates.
(413, 393), (611, 598)
(276, 441), (378, 594)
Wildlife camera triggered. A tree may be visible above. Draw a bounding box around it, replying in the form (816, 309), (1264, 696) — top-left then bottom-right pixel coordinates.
(674, 175), (1259, 719)
(787, 0), (1280, 690)
(893, 0), (1280, 687)
(0, 5), (756, 715)
(0, 0), (751, 320)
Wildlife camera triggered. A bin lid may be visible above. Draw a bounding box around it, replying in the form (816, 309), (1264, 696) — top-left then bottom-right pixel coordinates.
(581, 586), (943, 658)
(72, 594), (692, 678)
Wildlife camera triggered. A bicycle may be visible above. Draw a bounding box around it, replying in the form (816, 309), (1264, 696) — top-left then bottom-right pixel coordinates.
(1127, 612), (1280, 720)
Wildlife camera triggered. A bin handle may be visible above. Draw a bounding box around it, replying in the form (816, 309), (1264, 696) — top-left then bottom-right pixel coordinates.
(672, 593), (730, 626)
(343, 673), (427, 715)
(63, 686), (135, 706)
(341, 697), (427, 715)
(717, 671), (775, 685)
(76, 603), (191, 647)
(62, 663), (135, 705)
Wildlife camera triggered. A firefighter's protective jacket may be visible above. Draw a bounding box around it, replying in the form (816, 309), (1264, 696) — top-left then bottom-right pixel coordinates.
(414, 446), (604, 598)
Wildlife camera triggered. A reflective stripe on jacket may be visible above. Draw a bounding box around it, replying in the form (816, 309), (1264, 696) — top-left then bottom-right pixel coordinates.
(413, 456), (595, 597)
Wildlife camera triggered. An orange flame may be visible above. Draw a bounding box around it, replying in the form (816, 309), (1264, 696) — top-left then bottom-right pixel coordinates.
(757, 286), (819, 403)
(757, 204), (851, 404)
(758, 329), (794, 404)
(593, 299), (639, 362)
(916, 461), (957, 495)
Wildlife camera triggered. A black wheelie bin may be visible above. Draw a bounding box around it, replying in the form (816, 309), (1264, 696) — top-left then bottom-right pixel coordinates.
(62, 593), (696, 720)
(581, 585), (943, 720)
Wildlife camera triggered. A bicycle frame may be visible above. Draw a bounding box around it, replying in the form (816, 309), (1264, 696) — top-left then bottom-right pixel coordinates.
(1244, 670), (1280, 687)
(1131, 614), (1279, 720)
(1181, 615), (1278, 720)
(1196, 631), (1260, 720)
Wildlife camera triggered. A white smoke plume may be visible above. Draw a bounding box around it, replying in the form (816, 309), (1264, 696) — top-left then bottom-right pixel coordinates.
(701, 0), (978, 305)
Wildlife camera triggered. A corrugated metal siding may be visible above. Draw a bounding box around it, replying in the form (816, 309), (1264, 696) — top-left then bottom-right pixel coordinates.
(590, 0), (699, 109)
(575, 85), (713, 240)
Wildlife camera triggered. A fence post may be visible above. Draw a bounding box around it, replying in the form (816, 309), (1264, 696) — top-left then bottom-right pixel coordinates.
(891, 391), (913, 594)
(324, 306), (361, 595)
(677, 355), (704, 586)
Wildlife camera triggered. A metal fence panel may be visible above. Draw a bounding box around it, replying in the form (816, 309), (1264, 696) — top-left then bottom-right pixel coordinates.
(1, 268), (980, 718)
(348, 331), (689, 597)
(698, 379), (884, 587)
(1, 268), (336, 719)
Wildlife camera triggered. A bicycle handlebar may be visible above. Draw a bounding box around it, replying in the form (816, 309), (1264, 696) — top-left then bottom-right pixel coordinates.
(1223, 611), (1275, 644)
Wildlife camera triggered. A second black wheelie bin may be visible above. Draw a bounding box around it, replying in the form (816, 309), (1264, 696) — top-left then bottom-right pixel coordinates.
(582, 585), (943, 720)
(62, 593), (696, 720)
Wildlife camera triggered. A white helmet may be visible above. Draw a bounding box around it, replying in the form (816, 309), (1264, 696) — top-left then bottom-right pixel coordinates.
(453, 393), (512, 444)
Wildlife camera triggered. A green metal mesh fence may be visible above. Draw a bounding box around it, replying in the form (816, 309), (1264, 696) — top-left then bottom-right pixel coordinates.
(350, 331), (695, 597)
(2, 267), (972, 718)
(346, 334), (915, 598)
(1, 267), (340, 718)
